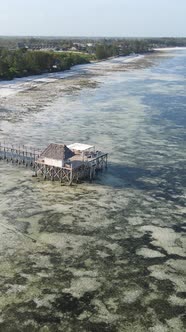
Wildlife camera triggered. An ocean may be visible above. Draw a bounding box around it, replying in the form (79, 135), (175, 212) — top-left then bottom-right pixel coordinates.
(0, 49), (185, 332)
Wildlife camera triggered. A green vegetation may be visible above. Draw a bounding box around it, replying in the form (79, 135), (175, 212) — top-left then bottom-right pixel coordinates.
(0, 36), (186, 80)
(0, 49), (95, 80)
(95, 39), (150, 59)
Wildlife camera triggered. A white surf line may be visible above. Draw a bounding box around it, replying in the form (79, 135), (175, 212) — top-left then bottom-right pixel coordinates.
(154, 47), (186, 51)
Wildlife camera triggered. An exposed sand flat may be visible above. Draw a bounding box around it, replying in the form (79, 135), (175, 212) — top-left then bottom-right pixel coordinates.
(0, 54), (144, 99)
(136, 247), (166, 258)
(139, 225), (186, 257)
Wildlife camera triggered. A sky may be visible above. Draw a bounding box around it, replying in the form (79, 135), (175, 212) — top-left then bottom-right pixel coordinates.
(0, 0), (186, 37)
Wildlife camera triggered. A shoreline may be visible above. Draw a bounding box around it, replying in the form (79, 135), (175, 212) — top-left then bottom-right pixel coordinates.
(0, 46), (185, 99)
(0, 53), (144, 98)
(0, 46), (185, 87)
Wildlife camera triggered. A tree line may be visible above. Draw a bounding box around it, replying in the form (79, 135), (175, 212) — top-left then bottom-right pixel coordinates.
(95, 39), (150, 59)
(0, 49), (94, 80)
(0, 36), (186, 53)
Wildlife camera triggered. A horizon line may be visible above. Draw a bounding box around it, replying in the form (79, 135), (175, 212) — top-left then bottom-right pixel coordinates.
(0, 35), (186, 39)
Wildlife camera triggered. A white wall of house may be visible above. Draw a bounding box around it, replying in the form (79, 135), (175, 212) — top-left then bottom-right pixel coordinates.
(44, 157), (64, 168)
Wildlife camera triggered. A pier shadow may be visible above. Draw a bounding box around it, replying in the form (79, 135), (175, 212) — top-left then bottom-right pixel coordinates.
(95, 162), (185, 203)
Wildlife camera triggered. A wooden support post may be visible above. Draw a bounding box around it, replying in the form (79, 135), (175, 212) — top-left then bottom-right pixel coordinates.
(3, 147), (6, 159)
(90, 166), (93, 182)
(93, 165), (96, 178)
(43, 165), (46, 180)
(69, 168), (73, 185)
(35, 163), (37, 177)
(50, 167), (54, 181)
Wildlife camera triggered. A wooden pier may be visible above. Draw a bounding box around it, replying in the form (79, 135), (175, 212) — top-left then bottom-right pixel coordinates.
(0, 142), (108, 185)
(0, 142), (41, 167)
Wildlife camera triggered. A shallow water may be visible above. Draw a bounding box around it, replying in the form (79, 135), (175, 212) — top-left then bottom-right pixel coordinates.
(0, 50), (186, 332)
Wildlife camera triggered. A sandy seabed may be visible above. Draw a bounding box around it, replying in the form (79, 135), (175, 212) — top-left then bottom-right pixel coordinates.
(0, 50), (186, 332)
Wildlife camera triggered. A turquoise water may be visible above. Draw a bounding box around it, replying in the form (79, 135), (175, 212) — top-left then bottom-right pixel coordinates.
(0, 50), (185, 331)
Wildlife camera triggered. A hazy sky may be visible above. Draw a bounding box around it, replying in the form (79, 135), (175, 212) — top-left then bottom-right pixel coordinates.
(0, 0), (185, 37)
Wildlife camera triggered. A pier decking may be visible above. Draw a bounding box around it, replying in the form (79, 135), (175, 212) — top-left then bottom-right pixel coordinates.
(0, 142), (108, 184)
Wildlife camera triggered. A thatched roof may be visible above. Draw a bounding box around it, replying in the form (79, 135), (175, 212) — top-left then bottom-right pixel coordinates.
(40, 143), (74, 160)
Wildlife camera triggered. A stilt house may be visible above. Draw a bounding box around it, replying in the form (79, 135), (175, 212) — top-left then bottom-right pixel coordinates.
(38, 143), (74, 167)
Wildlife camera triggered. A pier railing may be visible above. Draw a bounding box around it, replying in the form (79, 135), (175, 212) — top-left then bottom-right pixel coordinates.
(0, 142), (41, 167)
